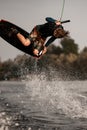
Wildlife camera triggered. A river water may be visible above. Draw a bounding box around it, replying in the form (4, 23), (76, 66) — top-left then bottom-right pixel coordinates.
(0, 75), (87, 130)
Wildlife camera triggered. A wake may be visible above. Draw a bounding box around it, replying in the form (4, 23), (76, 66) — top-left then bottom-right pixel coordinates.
(25, 73), (87, 119)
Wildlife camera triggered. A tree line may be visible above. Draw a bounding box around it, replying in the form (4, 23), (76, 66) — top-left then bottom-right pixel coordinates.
(0, 37), (87, 81)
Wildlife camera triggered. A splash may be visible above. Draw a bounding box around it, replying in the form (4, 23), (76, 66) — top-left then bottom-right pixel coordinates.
(0, 112), (12, 129)
(25, 73), (87, 119)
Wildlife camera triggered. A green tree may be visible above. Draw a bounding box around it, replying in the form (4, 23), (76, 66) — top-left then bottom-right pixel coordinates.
(47, 44), (62, 55)
(60, 37), (79, 55)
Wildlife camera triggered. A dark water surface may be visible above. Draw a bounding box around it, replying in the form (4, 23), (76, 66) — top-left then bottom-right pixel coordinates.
(0, 79), (87, 130)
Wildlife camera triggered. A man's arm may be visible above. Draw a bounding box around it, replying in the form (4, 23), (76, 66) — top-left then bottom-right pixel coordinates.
(41, 36), (56, 56)
(45, 36), (56, 47)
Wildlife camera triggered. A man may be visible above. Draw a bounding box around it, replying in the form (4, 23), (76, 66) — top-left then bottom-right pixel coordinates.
(11, 17), (69, 57)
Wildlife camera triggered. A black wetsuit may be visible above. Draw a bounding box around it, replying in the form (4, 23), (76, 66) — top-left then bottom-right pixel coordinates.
(31, 17), (63, 47)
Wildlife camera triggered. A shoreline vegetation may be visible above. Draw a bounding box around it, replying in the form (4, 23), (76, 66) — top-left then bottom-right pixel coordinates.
(0, 37), (87, 81)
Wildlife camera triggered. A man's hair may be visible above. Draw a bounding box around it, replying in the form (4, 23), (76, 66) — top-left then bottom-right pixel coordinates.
(53, 28), (69, 38)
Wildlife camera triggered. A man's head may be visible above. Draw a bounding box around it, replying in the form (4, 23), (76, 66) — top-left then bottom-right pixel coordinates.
(53, 27), (69, 38)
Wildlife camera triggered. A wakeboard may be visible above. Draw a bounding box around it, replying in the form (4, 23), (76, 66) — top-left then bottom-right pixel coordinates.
(0, 19), (39, 57)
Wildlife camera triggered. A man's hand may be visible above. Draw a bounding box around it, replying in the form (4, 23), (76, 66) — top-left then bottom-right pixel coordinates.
(37, 46), (47, 59)
(55, 21), (61, 25)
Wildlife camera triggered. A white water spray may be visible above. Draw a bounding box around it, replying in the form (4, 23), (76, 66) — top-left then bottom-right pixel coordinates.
(25, 73), (87, 119)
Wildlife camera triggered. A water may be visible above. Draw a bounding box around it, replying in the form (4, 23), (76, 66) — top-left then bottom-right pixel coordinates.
(0, 76), (87, 130)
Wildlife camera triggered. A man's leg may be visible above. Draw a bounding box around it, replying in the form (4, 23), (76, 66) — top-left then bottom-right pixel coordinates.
(17, 33), (31, 46)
